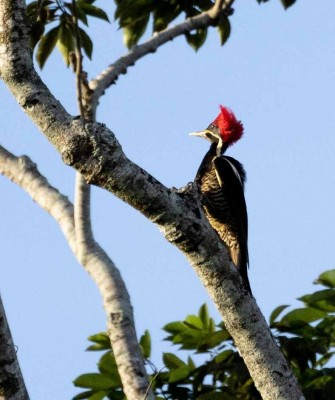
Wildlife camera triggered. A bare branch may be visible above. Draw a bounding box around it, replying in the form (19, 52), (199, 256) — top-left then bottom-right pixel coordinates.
(0, 145), (153, 400)
(88, 0), (235, 107)
(0, 146), (76, 246)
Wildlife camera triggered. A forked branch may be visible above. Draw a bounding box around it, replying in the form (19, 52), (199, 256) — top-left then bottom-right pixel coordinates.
(0, 145), (153, 400)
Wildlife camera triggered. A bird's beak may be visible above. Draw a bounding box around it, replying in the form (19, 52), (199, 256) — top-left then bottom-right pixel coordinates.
(189, 129), (211, 139)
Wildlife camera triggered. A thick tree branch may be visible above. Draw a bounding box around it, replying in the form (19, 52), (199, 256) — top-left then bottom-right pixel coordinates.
(0, 145), (153, 400)
(0, 296), (29, 400)
(0, 1), (304, 399)
(88, 0), (235, 109)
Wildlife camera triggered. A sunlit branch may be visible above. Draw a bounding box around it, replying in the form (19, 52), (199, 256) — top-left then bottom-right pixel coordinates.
(0, 145), (153, 400)
(89, 0), (235, 108)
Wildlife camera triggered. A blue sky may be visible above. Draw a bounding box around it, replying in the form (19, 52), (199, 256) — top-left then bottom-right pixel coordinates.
(1, 1), (335, 398)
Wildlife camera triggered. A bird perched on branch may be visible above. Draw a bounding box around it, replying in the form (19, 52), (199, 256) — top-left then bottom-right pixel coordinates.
(190, 105), (251, 293)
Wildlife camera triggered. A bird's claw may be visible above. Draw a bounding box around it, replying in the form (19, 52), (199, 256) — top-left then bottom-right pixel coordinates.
(171, 182), (197, 195)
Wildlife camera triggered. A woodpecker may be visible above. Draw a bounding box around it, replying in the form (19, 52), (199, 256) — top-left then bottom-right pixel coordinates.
(191, 105), (251, 293)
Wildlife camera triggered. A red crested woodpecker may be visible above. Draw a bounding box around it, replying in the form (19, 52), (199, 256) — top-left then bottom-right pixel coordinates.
(191, 105), (251, 293)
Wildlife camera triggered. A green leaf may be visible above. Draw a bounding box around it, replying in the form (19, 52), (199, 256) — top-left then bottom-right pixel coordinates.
(217, 16), (231, 46)
(139, 329), (151, 358)
(98, 353), (121, 386)
(185, 314), (203, 330)
(123, 14), (150, 48)
(187, 356), (196, 370)
(208, 318), (216, 334)
(205, 329), (231, 348)
(316, 351), (335, 367)
(299, 289), (335, 312)
(76, 3), (110, 22)
(87, 333), (111, 350)
(315, 270), (335, 288)
(163, 353), (186, 370)
(153, 1), (181, 32)
(163, 322), (187, 334)
(79, 28), (93, 59)
(280, 0), (296, 9)
(36, 26), (59, 68)
(269, 305), (290, 324)
(185, 28), (207, 51)
(281, 307), (326, 324)
(73, 373), (116, 390)
(199, 304), (209, 329)
(86, 343), (110, 351)
(72, 389), (96, 399)
(168, 366), (190, 383)
(115, 0), (154, 22)
(305, 375), (332, 389)
(173, 330), (204, 350)
(214, 349), (234, 363)
(75, 7), (88, 26)
(87, 391), (107, 400)
(57, 23), (75, 67)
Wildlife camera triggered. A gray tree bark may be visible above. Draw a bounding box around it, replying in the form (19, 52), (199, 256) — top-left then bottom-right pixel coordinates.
(0, 296), (29, 400)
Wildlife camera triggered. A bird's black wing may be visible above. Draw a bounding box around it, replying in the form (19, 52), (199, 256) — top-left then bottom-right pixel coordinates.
(214, 156), (250, 290)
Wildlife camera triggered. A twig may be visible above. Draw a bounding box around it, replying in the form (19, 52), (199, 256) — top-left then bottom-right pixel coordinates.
(71, 0), (85, 117)
(142, 367), (166, 400)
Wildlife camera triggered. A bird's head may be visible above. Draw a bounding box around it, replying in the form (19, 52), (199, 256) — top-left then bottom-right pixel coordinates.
(190, 105), (244, 156)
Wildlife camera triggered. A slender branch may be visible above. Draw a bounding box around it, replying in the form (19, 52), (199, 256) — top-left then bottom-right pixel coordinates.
(88, 0), (235, 108)
(71, 0), (96, 258)
(0, 295), (29, 400)
(0, 146), (77, 249)
(74, 174), (94, 258)
(0, 144), (153, 400)
(71, 0), (85, 117)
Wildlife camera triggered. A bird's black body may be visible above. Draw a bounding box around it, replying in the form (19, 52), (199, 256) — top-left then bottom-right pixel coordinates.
(195, 143), (251, 293)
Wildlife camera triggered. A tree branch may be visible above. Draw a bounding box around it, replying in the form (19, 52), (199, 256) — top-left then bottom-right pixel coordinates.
(0, 145), (153, 400)
(70, 3), (155, 395)
(0, 296), (29, 400)
(0, 1), (304, 399)
(88, 0), (235, 109)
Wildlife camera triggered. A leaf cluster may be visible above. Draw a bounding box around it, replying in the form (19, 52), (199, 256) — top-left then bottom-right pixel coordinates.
(73, 270), (335, 399)
(270, 270), (335, 399)
(26, 0), (109, 68)
(26, 0), (297, 68)
(114, 0), (296, 50)
(114, 0), (228, 51)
